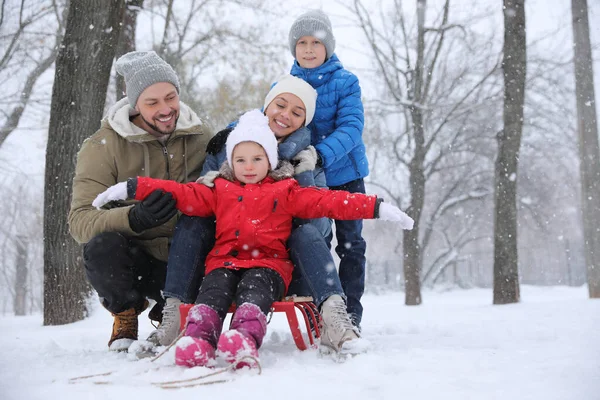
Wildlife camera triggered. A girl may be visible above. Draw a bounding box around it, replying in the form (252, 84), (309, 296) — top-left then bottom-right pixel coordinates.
(155, 75), (368, 356)
(93, 109), (413, 368)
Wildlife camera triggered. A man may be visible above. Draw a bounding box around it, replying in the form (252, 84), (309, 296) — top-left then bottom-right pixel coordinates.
(68, 51), (212, 351)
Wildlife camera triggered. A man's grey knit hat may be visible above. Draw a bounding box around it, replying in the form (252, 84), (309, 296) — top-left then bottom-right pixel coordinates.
(115, 51), (180, 108)
(289, 10), (336, 61)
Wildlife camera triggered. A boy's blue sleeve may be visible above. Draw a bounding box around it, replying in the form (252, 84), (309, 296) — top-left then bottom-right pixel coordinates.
(315, 73), (365, 168)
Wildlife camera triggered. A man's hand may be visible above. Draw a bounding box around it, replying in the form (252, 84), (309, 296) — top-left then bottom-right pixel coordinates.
(128, 190), (177, 233)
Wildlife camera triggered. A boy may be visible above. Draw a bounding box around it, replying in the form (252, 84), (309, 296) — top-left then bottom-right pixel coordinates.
(289, 10), (370, 329)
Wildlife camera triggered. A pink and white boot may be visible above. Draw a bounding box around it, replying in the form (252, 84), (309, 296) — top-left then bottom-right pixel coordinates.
(217, 303), (267, 369)
(175, 304), (222, 368)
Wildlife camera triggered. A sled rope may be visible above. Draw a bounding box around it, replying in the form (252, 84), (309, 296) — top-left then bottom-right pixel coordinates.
(155, 355), (262, 389)
(149, 329), (186, 362)
(69, 371), (114, 382)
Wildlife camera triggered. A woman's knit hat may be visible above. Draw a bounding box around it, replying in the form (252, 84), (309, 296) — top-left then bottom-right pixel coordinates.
(226, 110), (279, 170)
(263, 75), (317, 125)
(289, 10), (336, 61)
(115, 51), (180, 108)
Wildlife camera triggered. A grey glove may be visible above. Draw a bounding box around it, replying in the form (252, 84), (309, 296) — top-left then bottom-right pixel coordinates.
(292, 145), (318, 175)
(195, 170), (220, 187)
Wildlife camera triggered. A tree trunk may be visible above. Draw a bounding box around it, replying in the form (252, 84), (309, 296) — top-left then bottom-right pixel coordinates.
(493, 0), (526, 304)
(404, 108), (426, 305)
(13, 235), (28, 316)
(402, 0), (427, 305)
(571, 0), (600, 298)
(43, 0), (126, 326)
(115, 0), (144, 100)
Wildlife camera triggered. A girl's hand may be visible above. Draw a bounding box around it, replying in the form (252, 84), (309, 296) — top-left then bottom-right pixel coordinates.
(378, 202), (414, 230)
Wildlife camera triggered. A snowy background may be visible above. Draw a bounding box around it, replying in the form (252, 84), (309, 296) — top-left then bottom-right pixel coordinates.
(1, 286), (598, 399)
(0, 0), (599, 398)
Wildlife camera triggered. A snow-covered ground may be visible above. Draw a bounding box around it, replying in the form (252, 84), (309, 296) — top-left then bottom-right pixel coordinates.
(1, 285), (598, 400)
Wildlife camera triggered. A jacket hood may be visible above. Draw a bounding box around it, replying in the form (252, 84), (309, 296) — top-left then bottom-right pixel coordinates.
(102, 97), (204, 142)
(217, 159), (295, 182)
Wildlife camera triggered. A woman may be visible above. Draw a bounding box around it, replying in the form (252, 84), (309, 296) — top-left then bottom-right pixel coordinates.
(150, 75), (365, 355)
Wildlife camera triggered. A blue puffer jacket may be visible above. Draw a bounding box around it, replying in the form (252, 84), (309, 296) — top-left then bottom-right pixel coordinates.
(290, 54), (369, 187)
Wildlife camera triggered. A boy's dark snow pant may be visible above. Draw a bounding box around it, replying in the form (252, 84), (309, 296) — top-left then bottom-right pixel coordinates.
(83, 232), (167, 314)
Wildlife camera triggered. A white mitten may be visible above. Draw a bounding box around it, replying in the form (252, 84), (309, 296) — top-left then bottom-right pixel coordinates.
(292, 145), (318, 174)
(92, 181), (128, 209)
(378, 202), (414, 230)
(195, 170), (220, 187)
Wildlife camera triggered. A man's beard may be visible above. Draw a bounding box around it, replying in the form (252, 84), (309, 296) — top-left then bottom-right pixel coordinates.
(142, 112), (179, 136)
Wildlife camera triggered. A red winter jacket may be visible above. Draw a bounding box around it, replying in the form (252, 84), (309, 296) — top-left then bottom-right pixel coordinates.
(134, 173), (378, 289)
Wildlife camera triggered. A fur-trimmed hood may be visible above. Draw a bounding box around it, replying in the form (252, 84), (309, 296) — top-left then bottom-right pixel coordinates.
(217, 159), (295, 183)
(101, 97), (204, 142)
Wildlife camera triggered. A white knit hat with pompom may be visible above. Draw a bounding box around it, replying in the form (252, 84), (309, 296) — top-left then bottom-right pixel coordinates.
(226, 109), (278, 170)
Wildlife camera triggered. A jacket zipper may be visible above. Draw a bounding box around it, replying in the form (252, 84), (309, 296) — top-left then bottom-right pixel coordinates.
(162, 145), (170, 179)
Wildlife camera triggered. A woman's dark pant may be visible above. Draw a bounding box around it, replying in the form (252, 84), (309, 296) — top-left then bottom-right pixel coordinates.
(83, 232), (167, 314)
(287, 222), (345, 307)
(163, 215), (215, 303)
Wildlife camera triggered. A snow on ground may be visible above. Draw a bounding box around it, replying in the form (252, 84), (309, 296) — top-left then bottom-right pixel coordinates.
(1, 285), (598, 400)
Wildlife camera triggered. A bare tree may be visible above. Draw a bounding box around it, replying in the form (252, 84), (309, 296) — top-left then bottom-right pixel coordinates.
(140, 0), (286, 125)
(493, 0), (526, 304)
(350, 0), (501, 304)
(0, 0), (67, 147)
(13, 235), (27, 315)
(571, 0), (600, 298)
(43, 0), (126, 325)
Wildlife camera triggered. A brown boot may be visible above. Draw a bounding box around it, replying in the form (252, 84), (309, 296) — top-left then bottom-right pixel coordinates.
(108, 300), (149, 351)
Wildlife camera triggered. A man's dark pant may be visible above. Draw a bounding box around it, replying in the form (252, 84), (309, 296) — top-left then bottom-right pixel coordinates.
(83, 232), (167, 314)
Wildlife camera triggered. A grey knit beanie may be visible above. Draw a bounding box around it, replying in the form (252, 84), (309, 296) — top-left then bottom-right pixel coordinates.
(115, 51), (180, 108)
(289, 10), (336, 61)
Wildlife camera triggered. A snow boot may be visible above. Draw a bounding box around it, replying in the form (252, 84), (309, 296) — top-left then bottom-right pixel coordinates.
(175, 304), (222, 367)
(108, 300), (148, 352)
(217, 303), (266, 369)
(175, 337), (216, 368)
(319, 295), (369, 356)
(147, 297), (182, 346)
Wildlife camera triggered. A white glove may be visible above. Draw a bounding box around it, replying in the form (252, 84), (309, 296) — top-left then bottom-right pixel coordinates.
(292, 145), (318, 174)
(92, 181), (128, 209)
(378, 202), (414, 230)
(195, 170), (220, 187)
